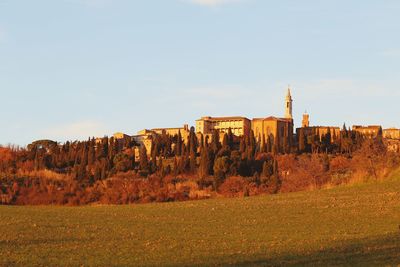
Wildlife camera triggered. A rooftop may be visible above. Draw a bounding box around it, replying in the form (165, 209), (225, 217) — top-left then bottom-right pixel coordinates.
(353, 125), (382, 129)
(296, 126), (341, 130)
(252, 116), (292, 122)
(196, 116), (251, 121)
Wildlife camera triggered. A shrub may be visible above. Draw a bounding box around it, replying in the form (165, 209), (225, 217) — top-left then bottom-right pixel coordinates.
(219, 176), (248, 198)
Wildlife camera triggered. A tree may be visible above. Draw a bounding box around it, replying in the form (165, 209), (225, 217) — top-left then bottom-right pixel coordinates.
(198, 144), (211, 178)
(222, 133), (229, 149)
(158, 157), (166, 177)
(298, 129), (307, 153)
(309, 134), (321, 154)
(188, 127), (198, 172)
(267, 159), (280, 194)
(88, 139), (96, 166)
(227, 128), (234, 149)
(261, 134), (266, 153)
(139, 146), (149, 173)
(261, 160), (273, 182)
(266, 135), (272, 153)
(94, 164), (101, 181)
(249, 130), (256, 159)
(239, 137), (246, 157)
(213, 156), (230, 189)
(175, 131), (183, 156)
(189, 147), (196, 172)
(211, 130), (221, 154)
(113, 153), (131, 172)
(321, 128), (332, 153)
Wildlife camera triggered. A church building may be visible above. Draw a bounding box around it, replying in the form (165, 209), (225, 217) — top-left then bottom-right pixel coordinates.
(195, 88), (295, 153)
(252, 88), (294, 153)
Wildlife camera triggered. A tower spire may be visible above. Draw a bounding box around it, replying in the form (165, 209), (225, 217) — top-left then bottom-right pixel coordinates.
(285, 86), (293, 119)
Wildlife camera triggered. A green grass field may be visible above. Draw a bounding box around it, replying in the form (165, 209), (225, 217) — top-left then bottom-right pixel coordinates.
(1, 174), (400, 267)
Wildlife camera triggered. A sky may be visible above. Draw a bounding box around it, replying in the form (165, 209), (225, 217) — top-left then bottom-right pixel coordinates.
(0, 0), (399, 146)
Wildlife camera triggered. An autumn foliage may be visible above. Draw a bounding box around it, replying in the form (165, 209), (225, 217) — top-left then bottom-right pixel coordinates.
(0, 128), (399, 205)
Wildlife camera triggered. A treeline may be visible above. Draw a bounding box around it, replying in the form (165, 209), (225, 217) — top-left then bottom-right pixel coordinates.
(298, 125), (370, 154)
(0, 127), (399, 205)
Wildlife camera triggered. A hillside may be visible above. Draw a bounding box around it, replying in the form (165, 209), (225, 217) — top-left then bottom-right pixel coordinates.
(1, 173), (400, 266)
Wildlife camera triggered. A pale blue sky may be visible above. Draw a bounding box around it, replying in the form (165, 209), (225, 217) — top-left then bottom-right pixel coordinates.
(0, 0), (399, 145)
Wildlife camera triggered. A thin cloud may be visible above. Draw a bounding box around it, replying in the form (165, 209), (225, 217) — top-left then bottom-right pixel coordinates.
(185, 0), (242, 7)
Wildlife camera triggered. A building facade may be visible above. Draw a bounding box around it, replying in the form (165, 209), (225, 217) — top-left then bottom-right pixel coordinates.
(113, 132), (131, 140)
(296, 126), (341, 142)
(383, 128), (400, 140)
(252, 116), (293, 153)
(195, 88), (295, 153)
(195, 116), (251, 137)
(296, 113), (341, 152)
(352, 125), (382, 138)
(150, 124), (189, 137)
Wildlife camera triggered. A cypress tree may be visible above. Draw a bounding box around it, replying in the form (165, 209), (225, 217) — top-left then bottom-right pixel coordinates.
(299, 129), (306, 153)
(239, 137), (245, 154)
(88, 139), (95, 166)
(139, 146), (149, 172)
(198, 144), (210, 178)
(261, 160), (273, 181)
(94, 164), (101, 181)
(176, 131), (183, 156)
(227, 128), (234, 149)
(189, 147), (196, 172)
(211, 130), (221, 154)
(222, 133), (229, 148)
(266, 135), (272, 153)
(261, 134), (266, 153)
(81, 144), (89, 167)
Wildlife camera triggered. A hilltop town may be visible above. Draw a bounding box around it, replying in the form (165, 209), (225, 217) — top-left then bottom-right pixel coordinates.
(109, 88), (399, 161)
(1, 88), (399, 206)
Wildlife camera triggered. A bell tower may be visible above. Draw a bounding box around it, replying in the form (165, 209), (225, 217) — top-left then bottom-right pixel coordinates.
(285, 87), (293, 119)
(302, 112), (310, 128)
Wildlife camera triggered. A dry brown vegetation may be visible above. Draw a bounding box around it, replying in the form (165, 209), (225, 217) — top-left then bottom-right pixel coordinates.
(0, 131), (399, 206)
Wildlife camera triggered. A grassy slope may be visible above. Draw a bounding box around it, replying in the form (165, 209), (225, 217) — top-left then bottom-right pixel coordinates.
(1, 173), (400, 267)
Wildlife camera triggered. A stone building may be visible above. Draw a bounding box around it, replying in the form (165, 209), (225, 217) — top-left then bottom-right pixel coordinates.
(195, 116), (251, 137)
(297, 125), (341, 141)
(133, 125), (191, 159)
(252, 116), (293, 153)
(297, 112), (341, 141)
(195, 88), (295, 153)
(132, 133), (154, 159)
(150, 124), (190, 137)
(383, 128), (400, 140)
(352, 125), (382, 138)
(383, 128), (400, 153)
(251, 89), (295, 153)
(136, 124), (190, 141)
(296, 113), (341, 152)
(194, 88), (295, 153)
(113, 132), (131, 140)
